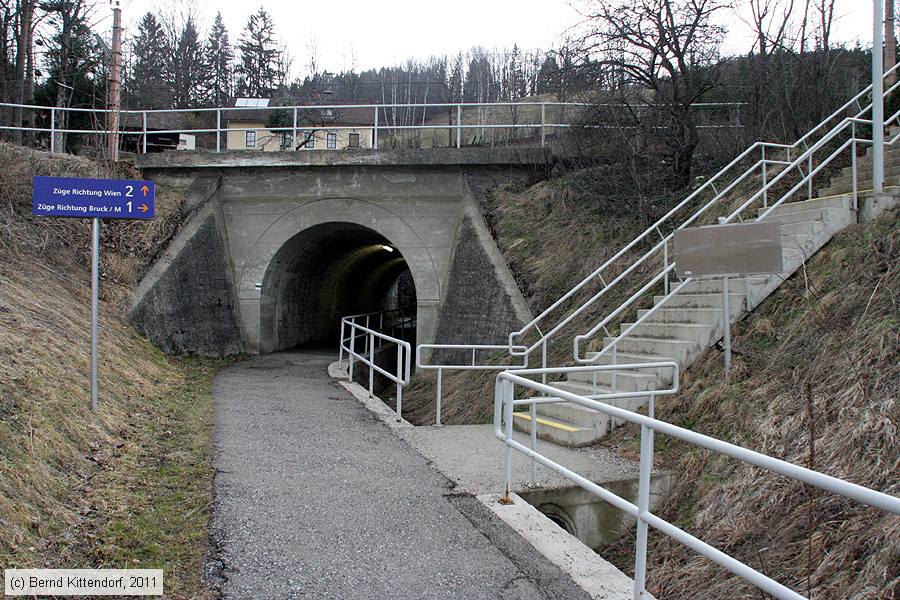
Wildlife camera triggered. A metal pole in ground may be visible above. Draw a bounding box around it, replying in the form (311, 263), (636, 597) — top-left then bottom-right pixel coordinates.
(633, 422), (654, 598)
(874, 0), (886, 194)
(722, 276), (731, 374)
(435, 368), (442, 426)
(90, 217), (100, 412)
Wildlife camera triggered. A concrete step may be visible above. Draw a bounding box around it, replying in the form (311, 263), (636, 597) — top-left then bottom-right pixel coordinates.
(546, 381), (649, 429)
(603, 335), (701, 364)
(567, 367), (661, 392)
(758, 195), (852, 216)
(682, 278), (758, 294)
(511, 411), (598, 447)
(758, 206), (851, 227)
(588, 351), (681, 382)
(654, 293), (745, 312)
(778, 220), (827, 238)
(822, 173), (900, 194)
(620, 321), (718, 346)
(637, 306), (727, 326)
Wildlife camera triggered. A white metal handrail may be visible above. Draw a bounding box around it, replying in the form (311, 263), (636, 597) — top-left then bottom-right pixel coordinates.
(495, 369), (900, 600)
(338, 317), (412, 418)
(0, 99), (743, 153)
(413, 65), (900, 407)
(518, 63), (900, 373)
(415, 343), (529, 425)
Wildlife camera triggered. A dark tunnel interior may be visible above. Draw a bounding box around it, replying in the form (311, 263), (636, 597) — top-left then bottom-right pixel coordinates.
(259, 222), (416, 353)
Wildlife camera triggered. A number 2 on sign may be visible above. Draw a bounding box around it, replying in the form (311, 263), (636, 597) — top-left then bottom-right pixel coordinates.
(125, 185), (134, 197)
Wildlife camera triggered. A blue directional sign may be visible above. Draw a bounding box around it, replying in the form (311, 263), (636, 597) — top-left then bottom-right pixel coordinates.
(32, 176), (156, 220)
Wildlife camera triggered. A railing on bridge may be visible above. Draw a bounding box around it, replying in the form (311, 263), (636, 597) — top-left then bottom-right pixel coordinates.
(495, 365), (900, 600)
(0, 100), (744, 154)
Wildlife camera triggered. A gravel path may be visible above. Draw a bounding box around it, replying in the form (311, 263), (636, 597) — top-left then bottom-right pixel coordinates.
(205, 349), (590, 600)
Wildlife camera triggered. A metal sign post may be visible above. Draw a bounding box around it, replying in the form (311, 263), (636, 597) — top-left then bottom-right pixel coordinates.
(32, 176), (156, 411)
(674, 220), (783, 375)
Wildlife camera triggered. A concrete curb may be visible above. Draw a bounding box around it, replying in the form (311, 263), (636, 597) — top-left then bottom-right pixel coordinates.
(327, 360), (413, 428)
(478, 492), (654, 600)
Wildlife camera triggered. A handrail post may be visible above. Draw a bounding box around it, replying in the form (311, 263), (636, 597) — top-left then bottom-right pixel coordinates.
(292, 107), (298, 151)
(456, 104), (462, 148)
(396, 346), (403, 418)
(540, 103), (546, 147)
(216, 109), (221, 152)
(349, 326), (355, 381)
(611, 343), (618, 393)
(50, 108), (56, 153)
(339, 320), (345, 369)
(374, 106), (379, 149)
(663, 242), (669, 295)
(807, 154), (813, 199)
(633, 422), (654, 599)
(852, 122), (859, 210)
(541, 340), (548, 386)
(502, 379), (514, 502)
(142, 111), (148, 154)
(435, 368), (442, 426)
(761, 146), (768, 208)
(369, 331), (375, 395)
(530, 399), (537, 484)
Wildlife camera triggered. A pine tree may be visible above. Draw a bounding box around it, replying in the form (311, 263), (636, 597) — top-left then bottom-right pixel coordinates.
(171, 15), (203, 108)
(203, 12), (233, 106)
(235, 7), (279, 97)
(128, 12), (170, 108)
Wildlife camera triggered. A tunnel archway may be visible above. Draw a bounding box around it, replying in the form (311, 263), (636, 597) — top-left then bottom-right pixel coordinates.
(259, 222), (417, 353)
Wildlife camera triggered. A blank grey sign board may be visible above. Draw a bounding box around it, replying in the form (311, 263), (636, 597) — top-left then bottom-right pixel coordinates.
(674, 221), (783, 278)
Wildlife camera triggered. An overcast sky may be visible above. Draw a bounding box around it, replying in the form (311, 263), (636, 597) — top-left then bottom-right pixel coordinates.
(109, 0), (876, 77)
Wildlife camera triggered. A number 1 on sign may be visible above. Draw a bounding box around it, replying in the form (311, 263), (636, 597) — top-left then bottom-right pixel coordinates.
(126, 202), (132, 212)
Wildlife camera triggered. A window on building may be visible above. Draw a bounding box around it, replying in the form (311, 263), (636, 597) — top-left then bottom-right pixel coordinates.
(245, 130), (256, 148)
(327, 132), (337, 149)
(348, 132), (360, 148)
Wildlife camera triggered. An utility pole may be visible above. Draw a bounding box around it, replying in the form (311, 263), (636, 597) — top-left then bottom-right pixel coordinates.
(887, 0), (897, 86)
(874, 0), (885, 195)
(106, 1), (123, 162)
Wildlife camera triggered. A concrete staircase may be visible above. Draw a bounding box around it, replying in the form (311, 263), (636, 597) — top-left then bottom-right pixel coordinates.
(820, 139), (900, 197)
(513, 194), (859, 446)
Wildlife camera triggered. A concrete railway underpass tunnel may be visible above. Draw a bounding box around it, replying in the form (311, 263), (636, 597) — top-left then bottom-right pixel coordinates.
(259, 222), (417, 354)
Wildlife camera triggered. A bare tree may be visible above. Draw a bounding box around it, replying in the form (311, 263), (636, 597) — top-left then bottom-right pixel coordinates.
(747, 0), (795, 56)
(578, 0), (728, 187)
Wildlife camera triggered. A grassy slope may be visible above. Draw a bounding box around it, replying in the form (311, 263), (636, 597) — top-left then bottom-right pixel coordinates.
(601, 213), (898, 599)
(0, 143), (225, 598)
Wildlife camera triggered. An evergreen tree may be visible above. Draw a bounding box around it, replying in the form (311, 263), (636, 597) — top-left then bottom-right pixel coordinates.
(128, 12), (170, 108)
(203, 12), (233, 106)
(235, 7), (279, 97)
(171, 15), (203, 108)
(535, 55), (560, 95)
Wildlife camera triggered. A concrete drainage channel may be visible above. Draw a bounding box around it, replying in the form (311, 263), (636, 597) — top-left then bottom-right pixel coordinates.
(520, 475), (672, 552)
(329, 359), (665, 599)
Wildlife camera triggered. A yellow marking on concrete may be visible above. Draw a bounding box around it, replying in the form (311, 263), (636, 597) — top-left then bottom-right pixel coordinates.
(513, 412), (582, 433)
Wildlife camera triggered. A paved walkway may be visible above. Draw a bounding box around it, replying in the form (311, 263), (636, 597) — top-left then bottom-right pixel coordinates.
(206, 349), (590, 600)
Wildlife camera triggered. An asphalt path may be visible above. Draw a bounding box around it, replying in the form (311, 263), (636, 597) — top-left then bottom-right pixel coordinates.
(205, 349), (591, 600)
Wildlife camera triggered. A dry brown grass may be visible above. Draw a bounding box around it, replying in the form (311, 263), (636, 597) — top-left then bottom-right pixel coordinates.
(0, 143), (219, 598)
(600, 212), (899, 599)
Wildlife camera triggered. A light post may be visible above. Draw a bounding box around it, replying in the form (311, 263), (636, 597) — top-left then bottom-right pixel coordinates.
(874, 0), (885, 194)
